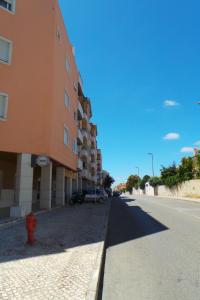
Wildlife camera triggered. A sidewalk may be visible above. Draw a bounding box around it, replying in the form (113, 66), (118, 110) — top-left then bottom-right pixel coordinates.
(0, 200), (110, 300)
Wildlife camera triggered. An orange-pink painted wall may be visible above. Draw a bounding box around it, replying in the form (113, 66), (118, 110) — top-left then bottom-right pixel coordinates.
(0, 0), (78, 171)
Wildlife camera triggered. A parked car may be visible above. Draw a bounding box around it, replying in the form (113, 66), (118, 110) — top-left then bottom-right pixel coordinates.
(84, 188), (108, 203)
(105, 188), (112, 197)
(113, 191), (121, 197)
(70, 192), (85, 205)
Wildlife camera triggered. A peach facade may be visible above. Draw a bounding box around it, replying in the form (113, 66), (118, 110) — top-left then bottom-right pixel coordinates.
(0, 0), (78, 170)
(0, 0), (104, 217)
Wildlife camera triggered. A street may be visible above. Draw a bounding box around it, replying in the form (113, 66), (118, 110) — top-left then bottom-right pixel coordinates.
(102, 195), (200, 300)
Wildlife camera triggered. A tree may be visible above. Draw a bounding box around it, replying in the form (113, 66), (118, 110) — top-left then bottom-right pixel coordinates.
(103, 175), (115, 189)
(178, 157), (193, 182)
(126, 175), (141, 193)
(140, 175), (150, 190)
(160, 162), (180, 188)
(149, 176), (163, 187)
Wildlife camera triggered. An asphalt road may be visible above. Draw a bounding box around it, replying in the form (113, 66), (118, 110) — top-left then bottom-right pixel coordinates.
(101, 195), (200, 300)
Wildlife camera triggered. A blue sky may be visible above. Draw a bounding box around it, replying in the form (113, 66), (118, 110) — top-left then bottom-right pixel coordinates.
(59, 0), (200, 185)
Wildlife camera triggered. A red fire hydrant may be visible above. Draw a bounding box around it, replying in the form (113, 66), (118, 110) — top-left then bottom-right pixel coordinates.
(26, 213), (37, 245)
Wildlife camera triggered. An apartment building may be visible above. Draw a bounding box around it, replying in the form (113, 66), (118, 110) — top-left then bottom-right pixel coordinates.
(0, 0), (103, 217)
(77, 83), (101, 191)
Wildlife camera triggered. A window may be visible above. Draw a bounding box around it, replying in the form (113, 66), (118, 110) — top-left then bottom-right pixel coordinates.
(0, 0), (15, 13)
(64, 90), (70, 107)
(0, 93), (8, 120)
(64, 127), (69, 145)
(73, 139), (77, 154)
(66, 57), (70, 73)
(74, 82), (78, 92)
(0, 36), (12, 64)
(56, 27), (61, 41)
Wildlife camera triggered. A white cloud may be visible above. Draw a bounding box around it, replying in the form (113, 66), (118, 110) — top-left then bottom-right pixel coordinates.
(163, 133), (180, 140)
(180, 147), (194, 153)
(164, 100), (179, 107)
(194, 140), (200, 146)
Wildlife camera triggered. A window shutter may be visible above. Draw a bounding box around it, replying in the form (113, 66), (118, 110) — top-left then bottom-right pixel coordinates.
(0, 39), (10, 63)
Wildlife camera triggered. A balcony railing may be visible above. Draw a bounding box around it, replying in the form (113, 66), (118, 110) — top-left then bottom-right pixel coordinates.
(81, 169), (88, 178)
(91, 149), (96, 156)
(90, 162), (96, 169)
(82, 129), (88, 140)
(77, 158), (83, 170)
(77, 128), (83, 145)
(78, 102), (84, 120)
(81, 148), (88, 158)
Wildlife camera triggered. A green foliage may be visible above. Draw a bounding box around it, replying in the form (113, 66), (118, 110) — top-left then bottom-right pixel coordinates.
(103, 175), (115, 189)
(178, 157), (193, 182)
(126, 175), (141, 193)
(194, 154), (200, 178)
(160, 157), (197, 188)
(140, 175), (150, 190)
(149, 176), (163, 187)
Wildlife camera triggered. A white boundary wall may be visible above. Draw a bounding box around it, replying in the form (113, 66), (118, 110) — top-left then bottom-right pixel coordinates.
(157, 179), (200, 198)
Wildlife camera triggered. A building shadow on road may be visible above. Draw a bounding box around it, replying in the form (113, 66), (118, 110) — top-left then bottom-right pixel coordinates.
(97, 197), (169, 300)
(107, 197), (168, 248)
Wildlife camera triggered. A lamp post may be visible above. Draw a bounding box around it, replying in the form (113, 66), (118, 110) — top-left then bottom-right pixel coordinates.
(135, 166), (140, 195)
(148, 153), (155, 177)
(136, 166), (140, 177)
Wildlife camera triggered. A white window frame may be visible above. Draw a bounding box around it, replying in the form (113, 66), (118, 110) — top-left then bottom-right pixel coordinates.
(64, 90), (70, 108)
(56, 26), (61, 41)
(74, 82), (78, 92)
(64, 126), (69, 146)
(0, 92), (8, 121)
(66, 56), (71, 73)
(0, 35), (13, 65)
(0, 0), (16, 14)
(73, 139), (77, 154)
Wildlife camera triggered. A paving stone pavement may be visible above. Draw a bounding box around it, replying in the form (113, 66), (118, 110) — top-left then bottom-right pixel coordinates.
(0, 201), (110, 300)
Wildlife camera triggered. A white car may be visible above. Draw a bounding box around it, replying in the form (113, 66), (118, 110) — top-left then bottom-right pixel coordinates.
(84, 189), (108, 203)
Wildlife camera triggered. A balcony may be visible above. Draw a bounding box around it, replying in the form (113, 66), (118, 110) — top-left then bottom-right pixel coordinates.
(91, 149), (96, 156)
(78, 102), (84, 120)
(77, 158), (83, 170)
(83, 113), (88, 122)
(79, 74), (83, 92)
(91, 162), (96, 169)
(81, 148), (88, 158)
(77, 128), (83, 145)
(91, 175), (97, 183)
(82, 129), (88, 140)
(97, 155), (102, 162)
(81, 169), (88, 178)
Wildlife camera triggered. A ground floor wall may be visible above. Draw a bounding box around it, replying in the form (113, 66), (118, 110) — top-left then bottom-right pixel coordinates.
(0, 151), (79, 218)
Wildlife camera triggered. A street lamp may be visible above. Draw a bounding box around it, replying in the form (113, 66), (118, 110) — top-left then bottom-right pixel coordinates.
(148, 153), (155, 177)
(135, 166), (140, 177)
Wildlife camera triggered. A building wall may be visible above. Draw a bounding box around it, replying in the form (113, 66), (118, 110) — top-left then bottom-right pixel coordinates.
(50, 1), (78, 170)
(0, 0), (78, 170)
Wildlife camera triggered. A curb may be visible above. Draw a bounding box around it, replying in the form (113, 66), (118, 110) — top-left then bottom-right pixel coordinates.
(86, 199), (111, 300)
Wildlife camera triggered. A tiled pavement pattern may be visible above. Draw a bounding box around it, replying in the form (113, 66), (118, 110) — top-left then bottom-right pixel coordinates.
(0, 202), (110, 300)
